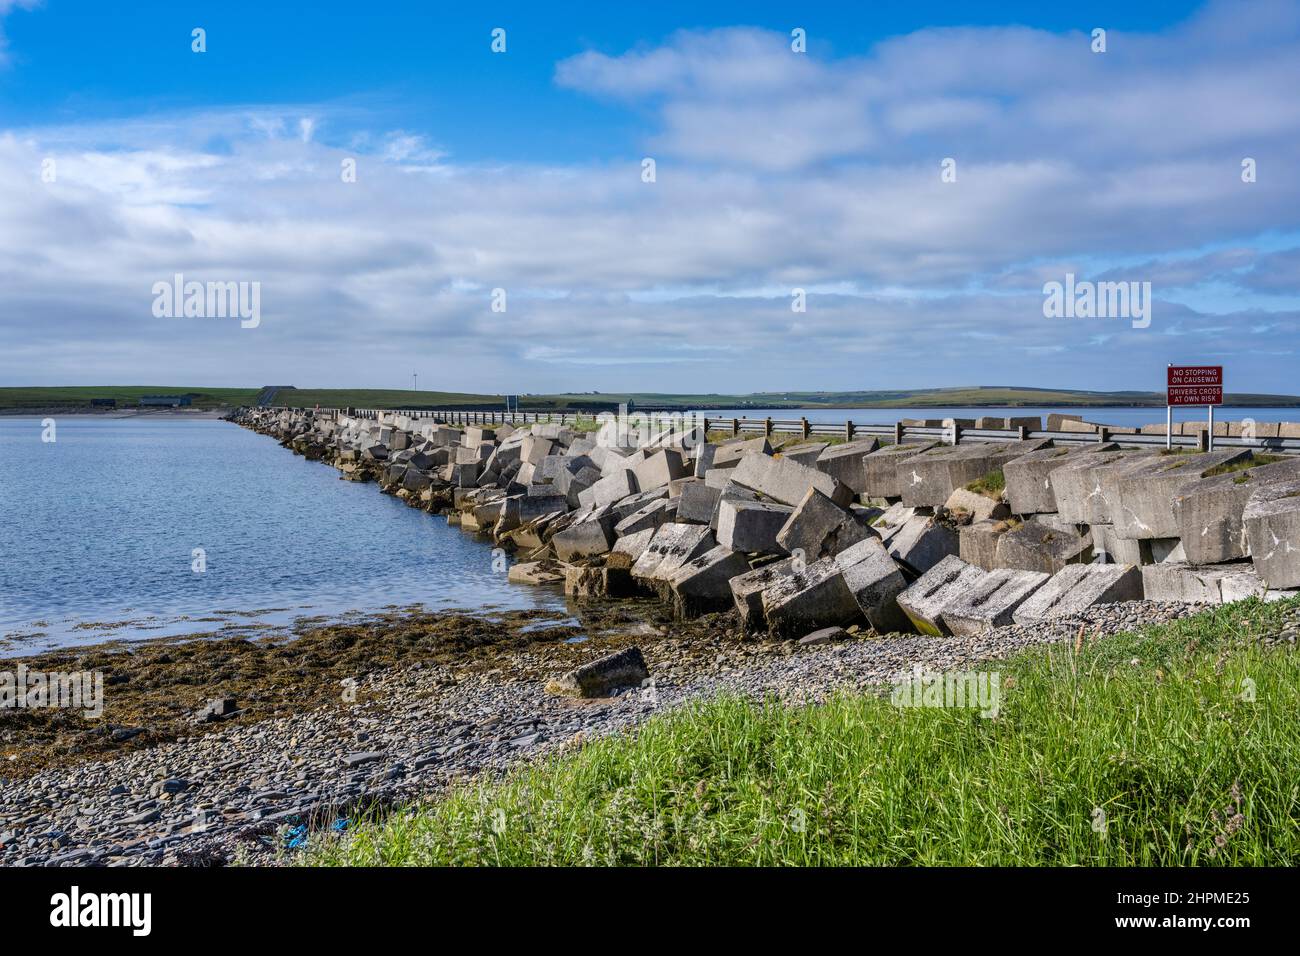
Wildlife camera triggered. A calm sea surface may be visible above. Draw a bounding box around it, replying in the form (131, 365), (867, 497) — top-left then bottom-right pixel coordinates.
(0, 417), (563, 654)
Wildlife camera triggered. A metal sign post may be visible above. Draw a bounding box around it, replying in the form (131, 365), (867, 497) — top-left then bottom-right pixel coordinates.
(1167, 365), (1223, 451)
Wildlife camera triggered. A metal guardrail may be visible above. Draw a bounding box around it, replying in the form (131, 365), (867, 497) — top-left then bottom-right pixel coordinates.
(255, 406), (1300, 455)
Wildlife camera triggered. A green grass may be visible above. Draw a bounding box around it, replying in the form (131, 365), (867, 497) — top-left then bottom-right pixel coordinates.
(1204, 454), (1288, 478)
(0, 386), (259, 410)
(965, 468), (1006, 498)
(306, 598), (1300, 866)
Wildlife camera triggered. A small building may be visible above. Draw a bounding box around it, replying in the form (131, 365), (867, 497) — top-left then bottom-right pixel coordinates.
(139, 395), (192, 407)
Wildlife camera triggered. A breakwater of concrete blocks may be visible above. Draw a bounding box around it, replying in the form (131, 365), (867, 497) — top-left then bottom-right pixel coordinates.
(230, 406), (1300, 643)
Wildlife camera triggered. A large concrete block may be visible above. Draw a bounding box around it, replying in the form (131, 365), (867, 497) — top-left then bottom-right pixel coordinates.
(779, 442), (828, 467)
(632, 449), (690, 492)
(1012, 564), (1143, 624)
(941, 569), (1050, 636)
(814, 438), (881, 494)
(676, 480), (721, 525)
(732, 452), (853, 508)
(630, 523), (716, 582)
(1112, 450), (1253, 540)
(1173, 455), (1300, 565)
(729, 558), (794, 632)
(836, 537), (910, 633)
(1140, 563), (1267, 604)
(896, 554), (988, 635)
(607, 527), (656, 570)
(666, 545), (752, 617)
(1243, 476), (1300, 588)
(958, 518), (1013, 571)
(1003, 445), (1116, 515)
(712, 436), (772, 469)
(577, 468), (640, 510)
(761, 554), (861, 639)
(1089, 523), (1144, 565)
(899, 440), (1050, 508)
(716, 498), (793, 554)
(1050, 449), (1153, 525)
(614, 497), (677, 537)
(775, 487), (874, 561)
(861, 441), (939, 499)
(994, 519), (1092, 574)
(944, 487), (1010, 522)
(886, 514), (959, 575)
(551, 509), (619, 562)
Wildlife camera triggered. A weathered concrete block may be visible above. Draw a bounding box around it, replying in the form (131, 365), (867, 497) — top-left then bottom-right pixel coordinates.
(896, 554), (988, 635)
(941, 569), (1049, 636)
(546, 647), (649, 698)
(565, 565), (636, 600)
(716, 497), (793, 554)
(886, 514), (959, 575)
(630, 523), (716, 582)
(677, 480), (721, 525)
(836, 537), (910, 633)
(1243, 476), (1300, 588)
(899, 440), (1050, 509)
(813, 438), (881, 494)
(732, 452), (853, 508)
(729, 558), (794, 632)
(507, 559), (569, 585)
(1089, 523), (1144, 565)
(779, 442), (828, 467)
(1012, 564), (1143, 624)
(712, 436), (772, 469)
(607, 527), (656, 570)
(577, 468), (640, 510)
(614, 497), (677, 537)
(1173, 455), (1300, 565)
(944, 487), (1010, 522)
(666, 545), (752, 616)
(761, 555), (861, 639)
(551, 509), (618, 562)
(860, 440), (939, 500)
(775, 487), (874, 561)
(958, 518), (1013, 571)
(632, 449), (690, 492)
(994, 519), (1092, 574)
(1003, 445), (1114, 515)
(1140, 563), (1266, 604)
(1112, 449), (1252, 540)
(1050, 449), (1151, 525)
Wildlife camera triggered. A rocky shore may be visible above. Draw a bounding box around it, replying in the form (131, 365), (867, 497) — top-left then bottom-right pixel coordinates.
(1, 598), (1199, 867)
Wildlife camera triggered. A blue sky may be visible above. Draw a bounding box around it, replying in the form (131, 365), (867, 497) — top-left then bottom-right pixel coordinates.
(1, 0), (1298, 394)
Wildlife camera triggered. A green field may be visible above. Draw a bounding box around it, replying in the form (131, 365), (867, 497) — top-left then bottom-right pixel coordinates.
(307, 597), (1300, 866)
(0, 386), (260, 410)
(5, 384), (1300, 412)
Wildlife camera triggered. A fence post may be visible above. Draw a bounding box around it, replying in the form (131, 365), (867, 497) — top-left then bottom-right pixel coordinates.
(846, 420), (855, 441)
(801, 417), (810, 440)
(764, 417), (773, 439)
(1018, 425), (1028, 441)
(894, 421), (904, 445)
(1098, 426), (1110, 444)
(1197, 427), (1209, 452)
(732, 418), (739, 437)
(951, 421), (962, 446)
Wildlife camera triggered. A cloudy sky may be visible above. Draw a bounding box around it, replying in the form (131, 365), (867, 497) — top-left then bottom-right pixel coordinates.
(1, 0), (1298, 394)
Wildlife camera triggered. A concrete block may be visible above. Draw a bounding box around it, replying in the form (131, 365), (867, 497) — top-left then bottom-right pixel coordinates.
(546, 647), (649, 698)
(1140, 563), (1266, 604)
(614, 498), (677, 537)
(899, 440), (1050, 509)
(886, 514), (959, 575)
(1244, 476), (1300, 588)
(712, 436), (772, 469)
(836, 537), (910, 633)
(814, 438), (881, 494)
(632, 449), (690, 492)
(630, 523), (716, 582)
(896, 554), (988, 635)
(666, 545), (752, 616)
(761, 554), (862, 638)
(1089, 523), (1144, 565)
(775, 487), (874, 561)
(677, 480), (721, 525)
(551, 509), (619, 562)
(861, 440), (938, 499)
(944, 487), (1010, 522)
(958, 518), (1013, 571)
(507, 560), (569, 585)
(732, 452), (853, 508)
(1012, 564), (1143, 624)
(1003, 445), (1115, 515)
(1173, 455), (1300, 565)
(941, 569), (1050, 636)
(1050, 449), (1153, 525)
(577, 468), (640, 510)
(729, 558), (795, 632)
(994, 519), (1092, 574)
(716, 498), (794, 554)
(1112, 450), (1253, 540)
(779, 442), (828, 467)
